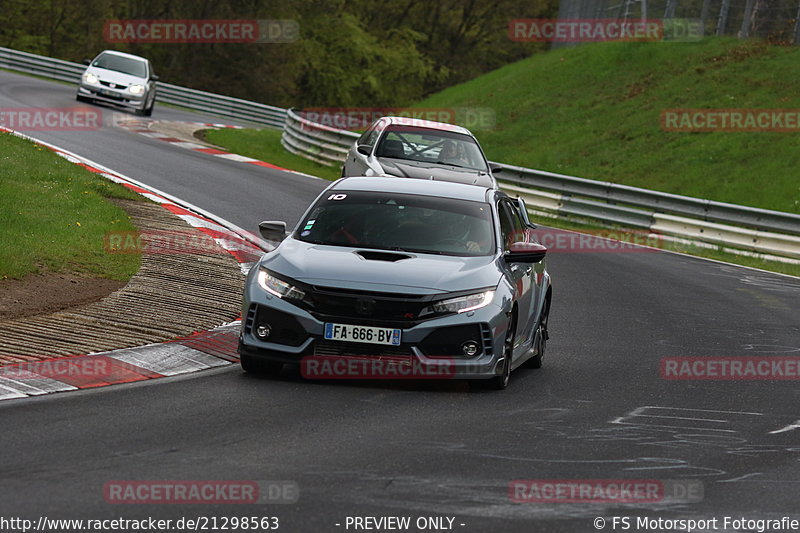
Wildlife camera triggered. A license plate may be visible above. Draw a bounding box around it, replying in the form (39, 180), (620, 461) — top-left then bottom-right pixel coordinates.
(99, 89), (118, 97)
(324, 323), (401, 346)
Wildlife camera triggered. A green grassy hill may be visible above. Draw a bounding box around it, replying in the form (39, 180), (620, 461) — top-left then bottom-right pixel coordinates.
(417, 37), (800, 214)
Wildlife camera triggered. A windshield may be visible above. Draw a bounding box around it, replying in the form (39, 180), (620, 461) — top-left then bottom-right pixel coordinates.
(92, 53), (147, 78)
(296, 190), (495, 256)
(374, 126), (489, 172)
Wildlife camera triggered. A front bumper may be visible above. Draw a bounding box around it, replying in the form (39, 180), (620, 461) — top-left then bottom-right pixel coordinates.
(238, 285), (511, 380)
(77, 84), (146, 110)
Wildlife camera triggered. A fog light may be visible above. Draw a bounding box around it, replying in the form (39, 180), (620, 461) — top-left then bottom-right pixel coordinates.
(461, 341), (479, 357)
(255, 323), (272, 340)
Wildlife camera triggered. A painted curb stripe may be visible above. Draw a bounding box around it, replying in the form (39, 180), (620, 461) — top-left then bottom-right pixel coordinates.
(114, 118), (320, 179)
(0, 126), (265, 401)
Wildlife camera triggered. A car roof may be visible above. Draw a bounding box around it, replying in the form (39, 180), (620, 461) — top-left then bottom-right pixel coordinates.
(96, 50), (148, 62)
(381, 116), (472, 136)
(331, 176), (493, 202)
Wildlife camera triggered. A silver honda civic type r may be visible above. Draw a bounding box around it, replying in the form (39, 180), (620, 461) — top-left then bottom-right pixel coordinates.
(76, 50), (158, 116)
(238, 177), (552, 389)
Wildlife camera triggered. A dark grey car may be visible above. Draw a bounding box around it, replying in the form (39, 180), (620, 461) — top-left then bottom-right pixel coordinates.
(341, 116), (498, 188)
(238, 177), (552, 389)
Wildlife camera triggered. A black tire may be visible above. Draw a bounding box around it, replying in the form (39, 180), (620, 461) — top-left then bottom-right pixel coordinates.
(526, 297), (550, 369)
(135, 96), (154, 117)
(240, 353), (282, 376)
(142, 101), (154, 117)
(488, 310), (516, 390)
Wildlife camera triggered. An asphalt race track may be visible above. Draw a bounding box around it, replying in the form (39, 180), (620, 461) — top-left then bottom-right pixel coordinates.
(1, 70), (799, 532)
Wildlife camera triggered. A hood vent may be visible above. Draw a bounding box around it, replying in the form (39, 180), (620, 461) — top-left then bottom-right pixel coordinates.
(355, 250), (412, 262)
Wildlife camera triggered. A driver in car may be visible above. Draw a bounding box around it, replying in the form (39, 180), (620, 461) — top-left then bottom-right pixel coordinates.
(438, 140), (470, 167)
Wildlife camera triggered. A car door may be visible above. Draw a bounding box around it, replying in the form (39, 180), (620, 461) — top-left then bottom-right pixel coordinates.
(498, 198), (537, 355)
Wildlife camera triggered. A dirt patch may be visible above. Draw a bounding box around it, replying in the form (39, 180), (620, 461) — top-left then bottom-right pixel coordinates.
(0, 199), (246, 363)
(0, 272), (125, 320)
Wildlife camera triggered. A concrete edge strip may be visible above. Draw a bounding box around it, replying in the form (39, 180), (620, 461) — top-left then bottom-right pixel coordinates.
(115, 118), (322, 181)
(0, 126), (265, 401)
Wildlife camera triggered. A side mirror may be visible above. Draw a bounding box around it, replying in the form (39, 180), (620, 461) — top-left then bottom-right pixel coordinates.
(83, 59), (92, 65)
(489, 163), (503, 174)
(356, 144), (371, 156)
(151, 74), (160, 81)
(259, 221), (287, 242)
(505, 241), (547, 264)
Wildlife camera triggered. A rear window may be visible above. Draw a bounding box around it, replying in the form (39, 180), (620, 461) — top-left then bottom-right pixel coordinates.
(374, 126), (488, 171)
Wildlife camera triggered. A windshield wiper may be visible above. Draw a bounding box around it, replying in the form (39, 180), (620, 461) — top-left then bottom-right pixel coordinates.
(387, 246), (449, 255)
(436, 161), (476, 170)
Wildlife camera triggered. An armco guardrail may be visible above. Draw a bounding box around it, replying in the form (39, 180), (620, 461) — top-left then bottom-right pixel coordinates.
(282, 109), (800, 259)
(281, 108), (359, 166)
(494, 163), (800, 237)
(4, 47), (799, 259)
(0, 47), (287, 129)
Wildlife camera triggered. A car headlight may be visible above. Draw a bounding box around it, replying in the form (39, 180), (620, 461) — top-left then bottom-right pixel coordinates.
(83, 72), (98, 84)
(433, 290), (495, 314)
(129, 84), (145, 94)
(257, 269), (305, 300)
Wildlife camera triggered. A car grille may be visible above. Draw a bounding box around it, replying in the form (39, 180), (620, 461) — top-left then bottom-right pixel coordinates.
(91, 89), (127, 101)
(313, 339), (412, 364)
(99, 80), (128, 89)
(303, 285), (433, 326)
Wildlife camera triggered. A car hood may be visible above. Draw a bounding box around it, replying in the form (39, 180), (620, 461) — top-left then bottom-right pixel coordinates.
(85, 67), (146, 86)
(260, 238), (500, 294)
(377, 158), (495, 188)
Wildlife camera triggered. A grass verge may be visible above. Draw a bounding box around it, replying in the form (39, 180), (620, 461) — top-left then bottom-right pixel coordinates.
(417, 37), (800, 214)
(0, 131), (142, 280)
(201, 127), (341, 180)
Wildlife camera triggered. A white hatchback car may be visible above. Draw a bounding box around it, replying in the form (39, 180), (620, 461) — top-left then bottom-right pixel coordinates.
(341, 116), (498, 188)
(76, 50), (158, 116)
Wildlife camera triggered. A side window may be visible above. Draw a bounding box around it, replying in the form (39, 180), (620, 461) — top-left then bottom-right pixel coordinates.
(499, 200), (525, 250)
(498, 200), (513, 251)
(357, 125), (375, 145)
(359, 120), (384, 148)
